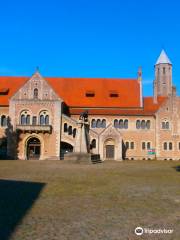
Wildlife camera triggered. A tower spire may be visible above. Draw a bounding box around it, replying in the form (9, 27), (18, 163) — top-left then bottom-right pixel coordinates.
(153, 49), (173, 101)
(155, 50), (172, 65)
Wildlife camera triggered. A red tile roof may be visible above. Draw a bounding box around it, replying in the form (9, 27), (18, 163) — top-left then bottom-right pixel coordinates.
(69, 97), (167, 116)
(0, 76), (141, 108)
(0, 76), (28, 106)
(46, 77), (141, 108)
(0, 76), (166, 115)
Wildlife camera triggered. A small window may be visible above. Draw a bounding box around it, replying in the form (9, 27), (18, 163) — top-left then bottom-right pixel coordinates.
(142, 142), (146, 150)
(73, 128), (76, 138)
(21, 115), (26, 125)
(26, 115), (30, 125)
(114, 119), (119, 128)
(141, 120), (146, 129)
(147, 142), (151, 150)
(146, 120), (150, 129)
(91, 119), (96, 128)
(1, 115), (7, 127)
(169, 142), (172, 150)
(109, 93), (119, 97)
(166, 122), (169, 129)
(162, 122), (166, 129)
(124, 119), (128, 129)
(34, 88), (38, 99)
(162, 121), (169, 129)
(96, 119), (101, 128)
(163, 67), (166, 74)
(86, 92), (95, 97)
(102, 119), (106, 128)
(164, 142), (167, 150)
(119, 119), (124, 129)
(68, 126), (72, 135)
(45, 115), (49, 125)
(64, 123), (68, 132)
(136, 120), (141, 129)
(40, 115), (45, 125)
(178, 142), (180, 150)
(130, 142), (134, 149)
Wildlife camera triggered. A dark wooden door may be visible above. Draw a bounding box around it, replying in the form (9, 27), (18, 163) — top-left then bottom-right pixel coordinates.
(106, 145), (115, 159)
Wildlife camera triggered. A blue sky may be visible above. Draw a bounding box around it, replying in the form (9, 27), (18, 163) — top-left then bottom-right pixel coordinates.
(0, 0), (180, 96)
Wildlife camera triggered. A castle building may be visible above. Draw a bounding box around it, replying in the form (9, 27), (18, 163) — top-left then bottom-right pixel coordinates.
(0, 50), (180, 160)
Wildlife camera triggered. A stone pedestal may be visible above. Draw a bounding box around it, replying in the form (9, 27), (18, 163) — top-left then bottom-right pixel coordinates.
(63, 152), (92, 164)
(74, 120), (89, 153)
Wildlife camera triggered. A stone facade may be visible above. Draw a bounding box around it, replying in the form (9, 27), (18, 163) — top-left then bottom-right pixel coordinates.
(0, 50), (180, 161)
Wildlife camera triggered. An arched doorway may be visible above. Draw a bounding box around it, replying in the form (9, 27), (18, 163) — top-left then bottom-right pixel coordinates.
(104, 139), (115, 160)
(27, 137), (41, 160)
(60, 141), (73, 159)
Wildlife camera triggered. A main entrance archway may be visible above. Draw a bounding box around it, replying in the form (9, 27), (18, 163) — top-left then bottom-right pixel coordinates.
(27, 137), (41, 160)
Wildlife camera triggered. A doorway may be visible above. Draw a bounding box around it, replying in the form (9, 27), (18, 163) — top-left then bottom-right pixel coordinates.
(104, 139), (115, 160)
(27, 137), (41, 160)
(106, 145), (115, 159)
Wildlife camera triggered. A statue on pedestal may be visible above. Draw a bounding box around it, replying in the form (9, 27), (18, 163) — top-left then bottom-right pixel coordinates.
(74, 110), (90, 153)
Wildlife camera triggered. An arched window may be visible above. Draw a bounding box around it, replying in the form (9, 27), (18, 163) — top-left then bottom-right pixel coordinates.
(45, 115), (49, 125)
(91, 139), (96, 148)
(20, 110), (31, 125)
(169, 142), (172, 150)
(39, 110), (49, 125)
(130, 142), (134, 149)
(142, 142), (146, 150)
(164, 142), (167, 150)
(136, 120), (141, 129)
(34, 88), (38, 99)
(40, 115), (45, 125)
(64, 123), (68, 132)
(114, 119), (119, 128)
(96, 119), (101, 128)
(119, 119), (124, 129)
(147, 142), (151, 149)
(26, 115), (30, 125)
(1, 115), (7, 127)
(146, 120), (150, 129)
(124, 119), (128, 129)
(68, 126), (72, 135)
(141, 120), (146, 129)
(73, 128), (76, 138)
(162, 120), (169, 129)
(91, 119), (96, 128)
(21, 114), (26, 125)
(102, 119), (106, 128)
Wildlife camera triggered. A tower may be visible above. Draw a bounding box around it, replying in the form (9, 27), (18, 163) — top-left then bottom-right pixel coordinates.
(154, 50), (172, 102)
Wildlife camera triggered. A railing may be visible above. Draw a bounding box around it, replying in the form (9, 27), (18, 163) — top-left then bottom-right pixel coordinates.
(16, 124), (52, 133)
